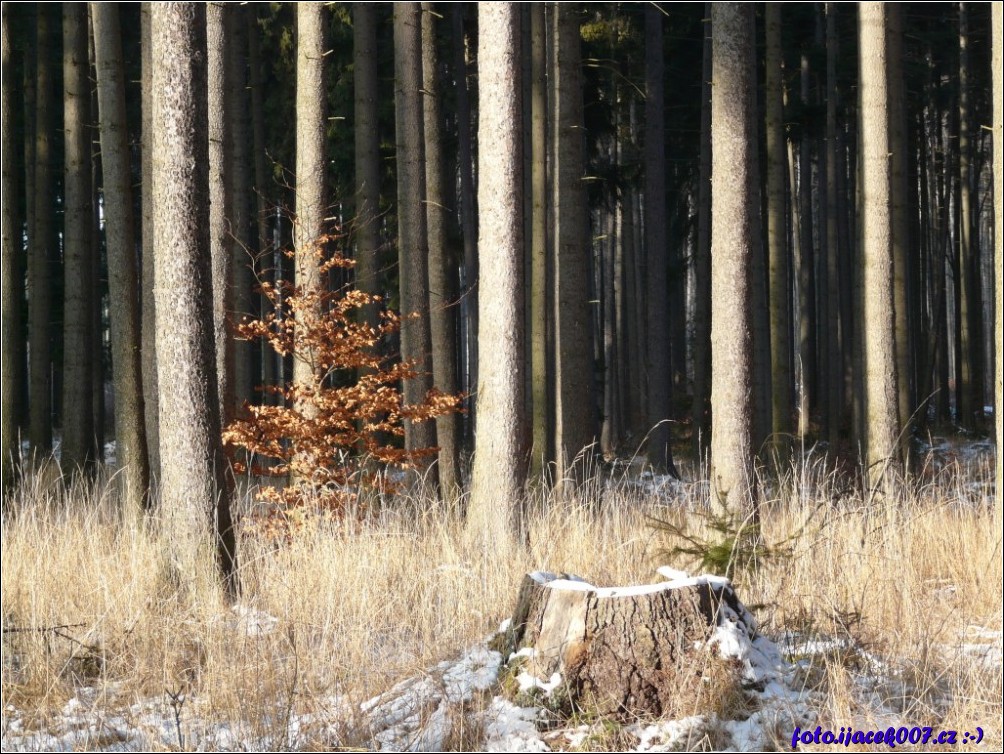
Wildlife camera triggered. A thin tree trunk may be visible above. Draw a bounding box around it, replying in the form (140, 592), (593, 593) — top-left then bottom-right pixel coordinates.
(394, 3), (435, 454)
(796, 52), (816, 442)
(29, 4), (55, 457)
(692, 7), (712, 460)
(825, 3), (843, 449)
(61, 2), (94, 473)
(422, 3), (460, 496)
(452, 4), (478, 449)
(645, 5), (678, 477)
(92, 2), (151, 509)
(1, 5), (20, 490)
(993, 2), (1002, 522)
(292, 2), (328, 482)
(140, 1), (159, 481)
(553, 2), (596, 489)
(354, 3), (381, 329)
(765, 3), (791, 461)
(207, 2), (234, 425)
(529, 1), (548, 478)
(228, 5), (254, 417)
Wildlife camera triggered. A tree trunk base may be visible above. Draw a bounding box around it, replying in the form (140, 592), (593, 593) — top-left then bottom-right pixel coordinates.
(499, 569), (755, 719)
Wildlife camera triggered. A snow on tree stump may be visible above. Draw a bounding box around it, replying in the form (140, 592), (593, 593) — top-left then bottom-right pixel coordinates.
(498, 568), (756, 719)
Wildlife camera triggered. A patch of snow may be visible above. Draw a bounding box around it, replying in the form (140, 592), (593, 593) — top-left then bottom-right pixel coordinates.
(516, 670), (562, 695)
(482, 698), (548, 752)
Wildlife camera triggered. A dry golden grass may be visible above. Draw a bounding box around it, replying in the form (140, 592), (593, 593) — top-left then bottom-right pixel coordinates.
(2, 453), (1001, 750)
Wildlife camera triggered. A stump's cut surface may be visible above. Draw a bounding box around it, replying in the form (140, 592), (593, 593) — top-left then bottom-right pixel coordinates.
(502, 570), (753, 719)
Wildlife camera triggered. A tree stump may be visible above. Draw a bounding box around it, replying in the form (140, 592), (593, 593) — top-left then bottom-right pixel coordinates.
(500, 569), (755, 719)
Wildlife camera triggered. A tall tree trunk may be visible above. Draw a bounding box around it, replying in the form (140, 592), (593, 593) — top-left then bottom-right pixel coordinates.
(293, 2), (328, 483)
(92, 2), (151, 510)
(993, 2), (1002, 523)
(140, 1), (160, 481)
(692, 6), (713, 460)
(452, 4), (478, 450)
(796, 52), (816, 442)
(29, 4), (56, 457)
(529, 1), (548, 478)
(553, 2), (596, 489)
(645, 4), (678, 478)
(228, 5), (254, 417)
(1, 5), (20, 490)
(422, 3), (460, 496)
(152, 2), (236, 594)
(354, 3), (381, 329)
(765, 3), (792, 462)
(887, 4), (911, 465)
(468, 2), (526, 557)
(824, 3), (843, 449)
(61, 2), (94, 473)
(859, 2), (901, 491)
(394, 3), (436, 454)
(207, 2), (234, 425)
(710, 3), (758, 515)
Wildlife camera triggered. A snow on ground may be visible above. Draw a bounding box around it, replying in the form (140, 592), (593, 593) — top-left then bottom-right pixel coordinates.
(4, 574), (999, 752)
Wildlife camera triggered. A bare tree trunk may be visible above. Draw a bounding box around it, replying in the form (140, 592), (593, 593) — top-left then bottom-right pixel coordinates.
(993, 2), (1002, 522)
(1, 5), (20, 490)
(152, 1), (236, 594)
(29, 4), (55, 457)
(422, 3), (460, 496)
(645, 5), (678, 478)
(92, 2), (151, 509)
(710, 3), (758, 514)
(529, 2), (548, 478)
(553, 2), (596, 489)
(796, 52), (816, 442)
(765, 3), (791, 462)
(394, 3), (436, 455)
(354, 3), (381, 330)
(452, 4), (478, 449)
(468, 2), (526, 557)
(61, 3), (94, 473)
(859, 2), (901, 490)
(140, 1), (159, 481)
(887, 4), (911, 465)
(692, 7), (713, 460)
(228, 5), (254, 417)
(292, 2), (328, 484)
(207, 2), (234, 426)
(824, 3), (843, 449)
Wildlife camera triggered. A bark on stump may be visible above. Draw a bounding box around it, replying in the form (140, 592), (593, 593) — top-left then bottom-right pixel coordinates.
(500, 570), (752, 719)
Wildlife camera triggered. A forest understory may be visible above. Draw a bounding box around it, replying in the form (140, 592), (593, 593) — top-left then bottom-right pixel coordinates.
(2, 439), (1000, 752)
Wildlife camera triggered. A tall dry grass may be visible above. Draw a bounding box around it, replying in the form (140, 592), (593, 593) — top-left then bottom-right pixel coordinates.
(2, 452), (1001, 749)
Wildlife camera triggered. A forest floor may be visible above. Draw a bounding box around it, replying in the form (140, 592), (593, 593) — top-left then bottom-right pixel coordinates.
(1, 439), (1001, 752)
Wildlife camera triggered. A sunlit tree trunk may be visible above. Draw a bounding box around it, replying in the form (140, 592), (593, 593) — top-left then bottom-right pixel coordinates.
(859, 2), (901, 491)
(710, 3), (758, 514)
(529, 1), (548, 478)
(152, 2), (236, 594)
(468, 2), (525, 556)
(140, 1), (159, 481)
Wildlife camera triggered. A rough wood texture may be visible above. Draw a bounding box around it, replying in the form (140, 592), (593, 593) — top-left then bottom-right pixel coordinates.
(504, 571), (750, 719)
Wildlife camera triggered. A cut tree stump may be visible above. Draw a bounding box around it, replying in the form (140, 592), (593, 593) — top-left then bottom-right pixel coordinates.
(499, 569), (756, 719)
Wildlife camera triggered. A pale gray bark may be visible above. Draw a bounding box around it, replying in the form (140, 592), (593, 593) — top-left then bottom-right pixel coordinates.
(152, 2), (236, 592)
(859, 2), (901, 489)
(692, 7), (712, 460)
(529, 2), (548, 478)
(468, 1), (525, 557)
(710, 3), (758, 514)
